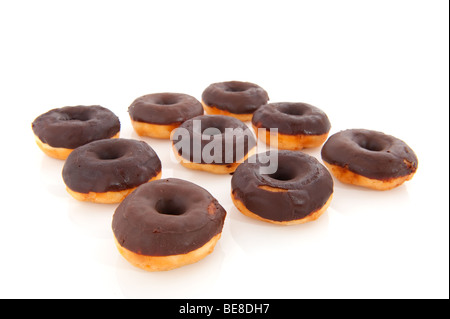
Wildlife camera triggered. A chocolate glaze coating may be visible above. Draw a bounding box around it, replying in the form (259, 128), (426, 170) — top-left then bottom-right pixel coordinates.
(232, 151), (334, 222)
(62, 138), (161, 193)
(202, 81), (269, 114)
(112, 178), (226, 256)
(32, 105), (120, 149)
(252, 102), (331, 135)
(128, 92), (203, 125)
(321, 129), (418, 180)
(172, 115), (256, 165)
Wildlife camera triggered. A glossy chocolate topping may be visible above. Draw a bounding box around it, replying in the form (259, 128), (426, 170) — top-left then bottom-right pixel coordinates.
(32, 105), (120, 149)
(171, 115), (256, 165)
(252, 102), (331, 135)
(112, 178), (226, 256)
(201, 81), (269, 114)
(62, 138), (161, 193)
(321, 129), (418, 180)
(128, 92), (203, 125)
(232, 151), (334, 222)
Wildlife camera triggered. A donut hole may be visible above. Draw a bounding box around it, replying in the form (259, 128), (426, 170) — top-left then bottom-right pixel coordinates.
(267, 166), (296, 181)
(224, 83), (250, 93)
(97, 148), (126, 160)
(155, 198), (186, 216)
(278, 104), (307, 116)
(357, 139), (385, 152)
(225, 87), (247, 93)
(155, 95), (180, 106)
(202, 125), (226, 136)
(201, 121), (227, 136)
(156, 99), (178, 106)
(61, 112), (91, 121)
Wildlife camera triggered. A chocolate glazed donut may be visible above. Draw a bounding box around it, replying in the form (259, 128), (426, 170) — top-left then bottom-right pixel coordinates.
(201, 81), (269, 121)
(128, 92), (204, 139)
(231, 150), (334, 225)
(171, 115), (257, 174)
(32, 105), (120, 160)
(112, 178), (227, 271)
(321, 129), (418, 190)
(252, 102), (331, 150)
(62, 138), (162, 203)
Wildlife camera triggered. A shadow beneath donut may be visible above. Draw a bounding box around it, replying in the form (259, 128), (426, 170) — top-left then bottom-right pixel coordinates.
(38, 155), (67, 198)
(114, 241), (225, 298)
(227, 202), (331, 256)
(66, 200), (118, 239)
(330, 177), (411, 217)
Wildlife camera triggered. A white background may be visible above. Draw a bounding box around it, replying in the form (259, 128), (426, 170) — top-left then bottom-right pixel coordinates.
(0, 0), (448, 299)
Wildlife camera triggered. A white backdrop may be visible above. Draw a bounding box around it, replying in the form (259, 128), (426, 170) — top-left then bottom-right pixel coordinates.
(0, 0), (448, 298)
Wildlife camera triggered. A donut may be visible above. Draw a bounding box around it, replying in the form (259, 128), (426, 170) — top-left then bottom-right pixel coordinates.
(112, 178), (226, 271)
(62, 138), (162, 203)
(201, 81), (269, 121)
(32, 105), (120, 160)
(252, 102), (331, 150)
(321, 129), (418, 190)
(128, 92), (204, 139)
(171, 115), (257, 174)
(231, 150), (334, 225)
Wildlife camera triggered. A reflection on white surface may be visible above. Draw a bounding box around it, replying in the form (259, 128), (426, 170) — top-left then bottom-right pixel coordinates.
(115, 244), (225, 299)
